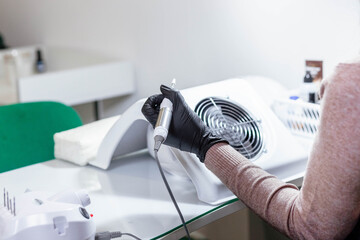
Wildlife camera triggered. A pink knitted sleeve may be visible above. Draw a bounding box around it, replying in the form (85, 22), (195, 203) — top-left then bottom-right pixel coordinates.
(204, 63), (360, 240)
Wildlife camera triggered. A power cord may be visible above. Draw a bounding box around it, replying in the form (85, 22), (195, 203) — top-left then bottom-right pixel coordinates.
(94, 149), (190, 240)
(154, 148), (191, 240)
(95, 231), (141, 240)
(95, 131), (190, 240)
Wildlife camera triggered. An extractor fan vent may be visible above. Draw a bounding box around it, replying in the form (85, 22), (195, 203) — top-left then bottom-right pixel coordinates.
(194, 97), (264, 160)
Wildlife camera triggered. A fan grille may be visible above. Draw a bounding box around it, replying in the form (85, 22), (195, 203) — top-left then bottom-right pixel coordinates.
(194, 97), (264, 160)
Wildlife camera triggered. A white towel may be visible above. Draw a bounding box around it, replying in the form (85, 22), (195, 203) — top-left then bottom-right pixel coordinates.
(54, 115), (120, 166)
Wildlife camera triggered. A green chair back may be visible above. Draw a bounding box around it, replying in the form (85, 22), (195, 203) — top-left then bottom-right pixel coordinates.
(0, 101), (82, 173)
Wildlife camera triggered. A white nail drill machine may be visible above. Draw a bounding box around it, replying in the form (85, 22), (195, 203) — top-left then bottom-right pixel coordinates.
(0, 189), (96, 240)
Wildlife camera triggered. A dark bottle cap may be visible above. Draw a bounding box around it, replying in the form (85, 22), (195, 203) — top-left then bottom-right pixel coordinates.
(0, 32), (7, 49)
(309, 93), (316, 103)
(304, 71), (313, 83)
(36, 49), (43, 61)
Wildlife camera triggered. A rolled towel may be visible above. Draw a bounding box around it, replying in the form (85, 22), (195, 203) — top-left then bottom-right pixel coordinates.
(54, 115), (120, 166)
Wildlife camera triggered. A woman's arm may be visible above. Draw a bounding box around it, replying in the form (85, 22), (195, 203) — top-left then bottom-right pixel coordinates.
(205, 63), (360, 240)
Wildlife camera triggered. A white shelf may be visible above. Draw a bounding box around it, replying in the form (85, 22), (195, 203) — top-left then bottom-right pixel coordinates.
(18, 61), (134, 106)
(0, 46), (135, 107)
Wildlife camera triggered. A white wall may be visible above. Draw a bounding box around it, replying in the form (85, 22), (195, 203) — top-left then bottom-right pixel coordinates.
(0, 0), (359, 120)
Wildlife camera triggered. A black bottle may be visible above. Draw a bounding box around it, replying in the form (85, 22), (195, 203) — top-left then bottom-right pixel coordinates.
(301, 71), (318, 103)
(35, 49), (46, 73)
(0, 32), (7, 49)
(304, 71), (313, 83)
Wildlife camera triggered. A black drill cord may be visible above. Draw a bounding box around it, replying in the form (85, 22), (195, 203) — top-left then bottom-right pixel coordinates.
(154, 149), (191, 240)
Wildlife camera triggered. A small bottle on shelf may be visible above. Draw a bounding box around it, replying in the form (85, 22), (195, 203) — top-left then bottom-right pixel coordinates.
(301, 71), (319, 103)
(35, 49), (46, 73)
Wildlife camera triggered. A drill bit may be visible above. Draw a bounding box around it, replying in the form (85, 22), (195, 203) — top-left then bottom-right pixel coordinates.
(7, 192), (9, 210)
(13, 197), (16, 216)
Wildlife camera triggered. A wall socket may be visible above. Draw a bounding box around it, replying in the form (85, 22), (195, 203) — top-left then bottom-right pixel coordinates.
(305, 60), (323, 82)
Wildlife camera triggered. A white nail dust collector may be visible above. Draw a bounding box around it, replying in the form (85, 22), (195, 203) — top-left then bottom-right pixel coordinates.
(89, 78), (308, 205)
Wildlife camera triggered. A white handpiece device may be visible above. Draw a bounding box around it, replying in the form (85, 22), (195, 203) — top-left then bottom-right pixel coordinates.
(153, 79), (176, 151)
(0, 189), (96, 240)
(151, 79), (191, 238)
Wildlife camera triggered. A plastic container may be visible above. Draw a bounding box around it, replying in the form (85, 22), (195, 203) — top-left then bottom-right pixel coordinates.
(271, 98), (321, 138)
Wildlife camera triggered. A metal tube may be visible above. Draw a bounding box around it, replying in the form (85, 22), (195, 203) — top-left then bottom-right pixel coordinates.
(155, 107), (172, 130)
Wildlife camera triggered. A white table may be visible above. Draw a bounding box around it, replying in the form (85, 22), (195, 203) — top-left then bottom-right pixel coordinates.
(0, 151), (245, 239)
(0, 151), (303, 239)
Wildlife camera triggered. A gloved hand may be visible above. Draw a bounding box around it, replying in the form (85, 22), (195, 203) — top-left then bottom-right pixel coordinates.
(141, 85), (227, 162)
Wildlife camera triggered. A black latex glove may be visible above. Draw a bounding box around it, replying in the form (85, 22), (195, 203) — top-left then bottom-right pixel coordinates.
(142, 85), (227, 162)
